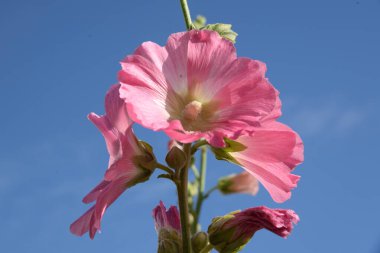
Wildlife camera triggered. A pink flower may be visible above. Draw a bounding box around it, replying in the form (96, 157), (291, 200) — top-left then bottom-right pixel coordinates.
(153, 201), (182, 253)
(70, 85), (155, 239)
(208, 206), (299, 252)
(213, 121), (303, 203)
(119, 30), (279, 147)
(218, 171), (259, 196)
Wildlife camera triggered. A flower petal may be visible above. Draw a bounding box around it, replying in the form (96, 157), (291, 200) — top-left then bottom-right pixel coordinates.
(104, 84), (132, 134)
(70, 206), (96, 237)
(82, 180), (110, 204)
(212, 59), (277, 129)
(88, 113), (121, 161)
(233, 122), (303, 202)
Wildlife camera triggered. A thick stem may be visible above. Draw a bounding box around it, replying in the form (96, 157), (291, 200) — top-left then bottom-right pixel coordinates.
(177, 143), (192, 253)
(180, 0), (193, 30)
(192, 146), (207, 233)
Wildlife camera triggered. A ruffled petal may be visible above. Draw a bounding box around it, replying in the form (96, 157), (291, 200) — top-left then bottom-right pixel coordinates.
(211, 59), (277, 130)
(185, 30), (237, 100)
(233, 122), (303, 202)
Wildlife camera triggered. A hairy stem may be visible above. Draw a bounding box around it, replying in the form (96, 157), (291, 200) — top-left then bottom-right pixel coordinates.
(180, 0), (193, 30)
(177, 143), (192, 253)
(192, 146), (207, 233)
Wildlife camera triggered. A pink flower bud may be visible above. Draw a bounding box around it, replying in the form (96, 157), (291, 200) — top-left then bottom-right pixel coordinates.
(153, 201), (182, 253)
(218, 171), (259, 196)
(208, 206), (299, 252)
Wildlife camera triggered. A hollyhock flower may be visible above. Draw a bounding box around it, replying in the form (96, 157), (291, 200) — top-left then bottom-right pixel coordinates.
(212, 121), (303, 203)
(217, 171), (259, 196)
(119, 30), (279, 147)
(153, 201), (182, 253)
(208, 206), (299, 253)
(70, 85), (155, 239)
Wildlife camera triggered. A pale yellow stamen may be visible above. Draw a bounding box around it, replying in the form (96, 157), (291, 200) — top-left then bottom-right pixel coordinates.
(182, 100), (202, 121)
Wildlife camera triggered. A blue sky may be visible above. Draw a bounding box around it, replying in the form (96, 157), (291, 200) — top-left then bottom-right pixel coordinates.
(0, 0), (379, 252)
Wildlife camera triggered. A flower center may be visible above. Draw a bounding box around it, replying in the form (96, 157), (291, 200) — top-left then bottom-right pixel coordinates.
(182, 100), (202, 121)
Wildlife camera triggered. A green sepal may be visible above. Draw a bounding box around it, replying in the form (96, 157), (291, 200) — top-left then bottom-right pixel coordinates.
(217, 175), (234, 195)
(210, 138), (246, 165)
(192, 15), (238, 43)
(223, 139), (247, 153)
(208, 211), (251, 253)
(202, 23), (238, 43)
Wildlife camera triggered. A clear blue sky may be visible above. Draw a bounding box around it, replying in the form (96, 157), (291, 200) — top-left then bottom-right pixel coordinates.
(1, 0), (379, 252)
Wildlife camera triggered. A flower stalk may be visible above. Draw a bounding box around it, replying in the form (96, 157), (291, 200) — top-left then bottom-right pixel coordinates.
(192, 146), (207, 233)
(180, 0), (193, 30)
(176, 143), (193, 253)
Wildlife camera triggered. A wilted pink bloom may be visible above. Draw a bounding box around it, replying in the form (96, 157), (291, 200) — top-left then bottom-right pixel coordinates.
(219, 121), (304, 203)
(208, 206), (299, 252)
(119, 30), (279, 147)
(218, 171), (259, 196)
(70, 85), (155, 239)
(153, 201), (182, 253)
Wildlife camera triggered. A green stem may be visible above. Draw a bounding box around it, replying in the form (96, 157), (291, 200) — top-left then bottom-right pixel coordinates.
(177, 143), (192, 253)
(192, 146), (207, 233)
(191, 139), (208, 154)
(199, 244), (214, 253)
(204, 185), (218, 199)
(180, 0), (193, 30)
(191, 164), (200, 179)
(156, 163), (174, 176)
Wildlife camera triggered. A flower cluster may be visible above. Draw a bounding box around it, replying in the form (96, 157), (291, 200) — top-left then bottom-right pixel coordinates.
(70, 28), (304, 253)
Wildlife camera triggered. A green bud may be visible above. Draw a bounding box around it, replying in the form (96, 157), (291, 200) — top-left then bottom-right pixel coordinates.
(217, 176), (234, 194)
(193, 15), (207, 29)
(166, 146), (187, 170)
(157, 229), (182, 253)
(203, 23), (238, 43)
(191, 232), (209, 253)
(208, 211), (250, 253)
(188, 181), (199, 197)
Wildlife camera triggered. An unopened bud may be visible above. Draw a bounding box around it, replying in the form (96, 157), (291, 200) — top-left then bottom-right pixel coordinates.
(208, 207), (299, 252)
(166, 146), (186, 169)
(153, 202), (182, 253)
(191, 232), (209, 253)
(218, 172), (259, 196)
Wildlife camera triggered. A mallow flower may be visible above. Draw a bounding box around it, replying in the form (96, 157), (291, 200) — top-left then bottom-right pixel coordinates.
(153, 201), (182, 253)
(118, 30), (279, 147)
(208, 206), (299, 253)
(212, 121), (304, 203)
(70, 84), (156, 239)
